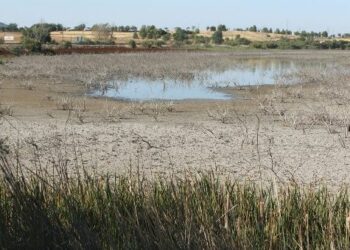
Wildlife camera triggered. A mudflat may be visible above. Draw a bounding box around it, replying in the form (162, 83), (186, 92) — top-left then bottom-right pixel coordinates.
(1, 50), (350, 185)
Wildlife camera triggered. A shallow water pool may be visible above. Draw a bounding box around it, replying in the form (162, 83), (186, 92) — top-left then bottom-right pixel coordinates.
(89, 59), (323, 101)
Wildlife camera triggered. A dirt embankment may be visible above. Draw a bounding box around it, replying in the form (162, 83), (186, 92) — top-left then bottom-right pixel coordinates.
(53, 46), (175, 55)
(0, 45), (178, 56)
(0, 48), (12, 56)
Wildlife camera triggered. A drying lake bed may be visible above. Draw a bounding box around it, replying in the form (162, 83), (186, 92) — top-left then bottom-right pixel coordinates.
(1, 50), (350, 185)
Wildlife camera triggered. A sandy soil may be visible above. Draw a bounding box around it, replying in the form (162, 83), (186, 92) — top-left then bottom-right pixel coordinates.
(1, 53), (350, 186)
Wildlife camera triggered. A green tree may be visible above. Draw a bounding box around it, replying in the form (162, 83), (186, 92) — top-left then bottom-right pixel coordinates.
(128, 40), (137, 48)
(212, 30), (223, 44)
(22, 22), (63, 51)
(74, 24), (86, 31)
(155, 28), (167, 38)
(130, 26), (137, 32)
(147, 26), (157, 39)
(22, 38), (42, 52)
(138, 25), (168, 39)
(217, 24), (227, 32)
(262, 27), (269, 33)
(162, 33), (171, 42)
(173, 28), (188, 42)
(139, 25), (148, 39)
(3, 23), (19, 31)
(249, 25), (257, 32)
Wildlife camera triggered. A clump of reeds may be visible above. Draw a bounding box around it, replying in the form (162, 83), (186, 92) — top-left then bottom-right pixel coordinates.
(0, 148), (350, 249)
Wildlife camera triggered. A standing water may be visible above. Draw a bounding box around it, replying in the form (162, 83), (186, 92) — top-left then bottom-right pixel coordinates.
(89, 59), (324, 101)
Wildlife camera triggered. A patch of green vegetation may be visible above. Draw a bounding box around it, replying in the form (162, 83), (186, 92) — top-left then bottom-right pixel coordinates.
(250, 38), (350, 50)
(128, 39), (137, 49)
(139, 25), (169, 40)
(21, 23), (64, 52)
(212, 30), (224, 44)
(74, 39), (115, 45)
(224, 35), (252, 47)
(193, 35), (211, 45)
(188, 45), (252, 52)
(141, 39), (165, 48)
(192, 37), (350, 51)
(63, 41), (72, 49)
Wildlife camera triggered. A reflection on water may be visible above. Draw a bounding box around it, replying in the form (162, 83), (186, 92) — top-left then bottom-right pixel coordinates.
(93, 80), (232, 101)
(90, 59), (328, 101)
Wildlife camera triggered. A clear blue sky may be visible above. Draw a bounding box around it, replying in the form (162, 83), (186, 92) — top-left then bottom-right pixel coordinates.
(1, 0), (349, 34)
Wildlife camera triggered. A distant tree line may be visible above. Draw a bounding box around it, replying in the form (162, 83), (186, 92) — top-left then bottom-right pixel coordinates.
(4, 22), (350, 53)
(206, 24), (228, 32)
(250, 38), (350, 50)
(0, 23), (21, 32)
(294, 30), (329, 38)
(0, 22), (345, 40)
(112, 26), (137, 32)
(228, 25), (329, 38)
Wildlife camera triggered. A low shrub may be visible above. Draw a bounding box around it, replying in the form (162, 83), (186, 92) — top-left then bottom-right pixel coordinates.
(141, 40), (154, 48)
(128, 39), (137, 49)
(265, 42), (279, 49)
(22, 38), (42, 52)
(63, 41), (72, 49)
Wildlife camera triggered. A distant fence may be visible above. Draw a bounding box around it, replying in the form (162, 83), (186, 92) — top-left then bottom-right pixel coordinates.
(0, 32), (22, 44)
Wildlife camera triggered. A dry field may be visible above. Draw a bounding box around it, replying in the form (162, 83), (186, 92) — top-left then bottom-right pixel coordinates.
(201, 30), (298, 41)
(1, 51), (350, 186)
(51, 31), (139, 44)
(0, 32), (22, 44)
(50, 30), (298, 44)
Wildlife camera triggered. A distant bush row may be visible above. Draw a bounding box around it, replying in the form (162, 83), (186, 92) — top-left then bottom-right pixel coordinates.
(249, 39), (350, 50)
(190, 33), (350, 50)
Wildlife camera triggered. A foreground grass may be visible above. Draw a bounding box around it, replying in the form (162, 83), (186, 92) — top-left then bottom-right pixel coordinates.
(0, 156), (350, 249)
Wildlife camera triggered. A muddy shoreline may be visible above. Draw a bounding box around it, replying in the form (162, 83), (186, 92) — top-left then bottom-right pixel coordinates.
(1, 51), (350, 185)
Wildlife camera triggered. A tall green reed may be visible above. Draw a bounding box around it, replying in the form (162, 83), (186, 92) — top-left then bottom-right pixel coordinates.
(0, 151), (350, 249)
